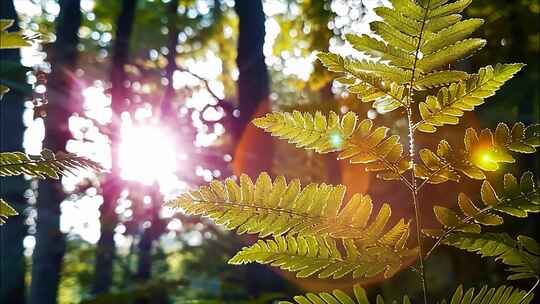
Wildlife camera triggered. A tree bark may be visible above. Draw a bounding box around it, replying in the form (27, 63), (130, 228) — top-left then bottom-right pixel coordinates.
(233, 0), (270, 141)
(92, 0), (138, 295)
(0, 1), (29, 303)
(28, 2), (82, 303)
(160, 0), (180, 123)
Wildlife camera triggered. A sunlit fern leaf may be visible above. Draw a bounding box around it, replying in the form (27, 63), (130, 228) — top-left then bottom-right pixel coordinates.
(0, 198), (18, 225)
(441, 284), (534, 304)
(416, 124), (538, 183)
(425, 171), (539, 238)
(345, 34), (415, 69)
(370, 21), (418, 52)
(0, 84), (9, 99)
(0, 19), (33, 49)
(317, 53), (409, 112)
(420, 19), (484, 55)
(166, 172), (412, 245)
(415, 64), (525, 133)
(281, 283), (533, 304)
(414, 70), (469, 90)
(252, 111), (357, 153)
(279, 284), (411, 304)
(254, 112), (410, 181)
(229, 234), (416, 280)
(442, 233), (540, 280)
(0, 149), (103, 179)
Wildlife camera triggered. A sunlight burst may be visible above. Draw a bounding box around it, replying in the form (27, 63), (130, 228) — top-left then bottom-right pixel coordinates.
(119, 125), (177, 185)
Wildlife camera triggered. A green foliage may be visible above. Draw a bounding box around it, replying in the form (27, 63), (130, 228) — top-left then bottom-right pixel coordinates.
(254, 112), (410, 181)
(416, 123), (539, 183)
(443, 233), (540, 280)
(415, 64), (525, 133)
(425, 172), (539, 237)
(0, 198), (18, 225)
(0, 19), (35, 99)
(229, 234), (415, 280)
(0, 19), (32, 49)
(166, 172), (412, 244)
(0, 149), (103, 179)
(280, 283), (533, 304)
(0, 149), (102, 225)
(169, 0), (539, 302)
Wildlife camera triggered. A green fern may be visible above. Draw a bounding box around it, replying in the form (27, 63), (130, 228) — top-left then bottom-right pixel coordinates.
(229, 234), (415, 280)
(424, 172), (539, 238)
(415, 64), (525, 133)
(1, 19), (35, 99)
(443, 233), (540, 280)
(0, 198), (18, 225)
(280, 283), (533, 304)
(166, 172), (411, 245)
(0, 149), (103, 179)
(168, 0), (539, 302)
(254, 112), (410, 182)
(416, 124), (539, 183)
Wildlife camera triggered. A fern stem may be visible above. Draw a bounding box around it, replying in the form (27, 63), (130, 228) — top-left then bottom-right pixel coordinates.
(520, 276), (539, 304)
(405, 1), (432, 303)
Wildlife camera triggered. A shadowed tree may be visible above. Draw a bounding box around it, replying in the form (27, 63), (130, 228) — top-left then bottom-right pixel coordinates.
(0, 1), (29, 303)
(232, 0), (270, 142)
(29, 1), (82, 303)
(93, 0), (138, 295)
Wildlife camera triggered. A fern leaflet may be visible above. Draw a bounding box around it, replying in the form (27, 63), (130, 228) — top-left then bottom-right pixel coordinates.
(0, 149), (103, 179)
(166, 172), (412, 245)
(0, 198), (18, 225)
(229, 234), (415, 280)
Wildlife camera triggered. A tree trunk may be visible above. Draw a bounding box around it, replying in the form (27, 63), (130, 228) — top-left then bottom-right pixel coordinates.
(0, 2), (29, 303)
(160, 0), (179, 123)
(92, 0), (138, 295)
(233, 0), (270, 141)
(28, 2), (82, 303)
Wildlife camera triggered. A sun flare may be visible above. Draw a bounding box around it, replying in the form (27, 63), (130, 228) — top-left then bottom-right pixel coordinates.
(119, 125), (177, 185)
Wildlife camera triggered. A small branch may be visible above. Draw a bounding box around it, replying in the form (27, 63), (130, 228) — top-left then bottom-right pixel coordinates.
(416, 163), (453, 192)
(176, 65), (224, 103)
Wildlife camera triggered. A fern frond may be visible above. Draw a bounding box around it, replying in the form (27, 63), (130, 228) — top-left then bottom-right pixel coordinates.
(254, 112), (410, 182)
(279, 283), (410, 304)
(345, 34), (415, 69)
(0, 19), (32, 49)
(229, 234), (415, 280)
(415, 64), (525, 133)
(252, 111), (358, 153)
(443, 284), (534, 304)
(443, 233), (540, 280)
(0, 198), (18, 225)
(281, 283), (534, 304)
(416, 123), (538, 183)
(0, 149), (103, 179)
(414, 70), (469, 90)
(317, 53), (409, 112)
(426, 172), (539, 236)
(421, 19), (484, 55)
(166, 172), (412, 245)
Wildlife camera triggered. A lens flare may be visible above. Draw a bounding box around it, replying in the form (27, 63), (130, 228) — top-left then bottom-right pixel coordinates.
(119, 125), (177, 185)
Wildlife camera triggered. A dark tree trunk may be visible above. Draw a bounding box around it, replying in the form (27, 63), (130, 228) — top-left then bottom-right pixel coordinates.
(233, 0), (286, 296)
(0, 2), (29, 303)
(28, 2), (82, 303)
(160, 0), (179, 123)
(92, 0), (138, 295)
(233, 0), (270, 141)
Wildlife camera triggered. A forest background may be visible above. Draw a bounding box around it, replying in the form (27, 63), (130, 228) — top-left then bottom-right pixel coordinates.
(0, 0), (539, 303)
